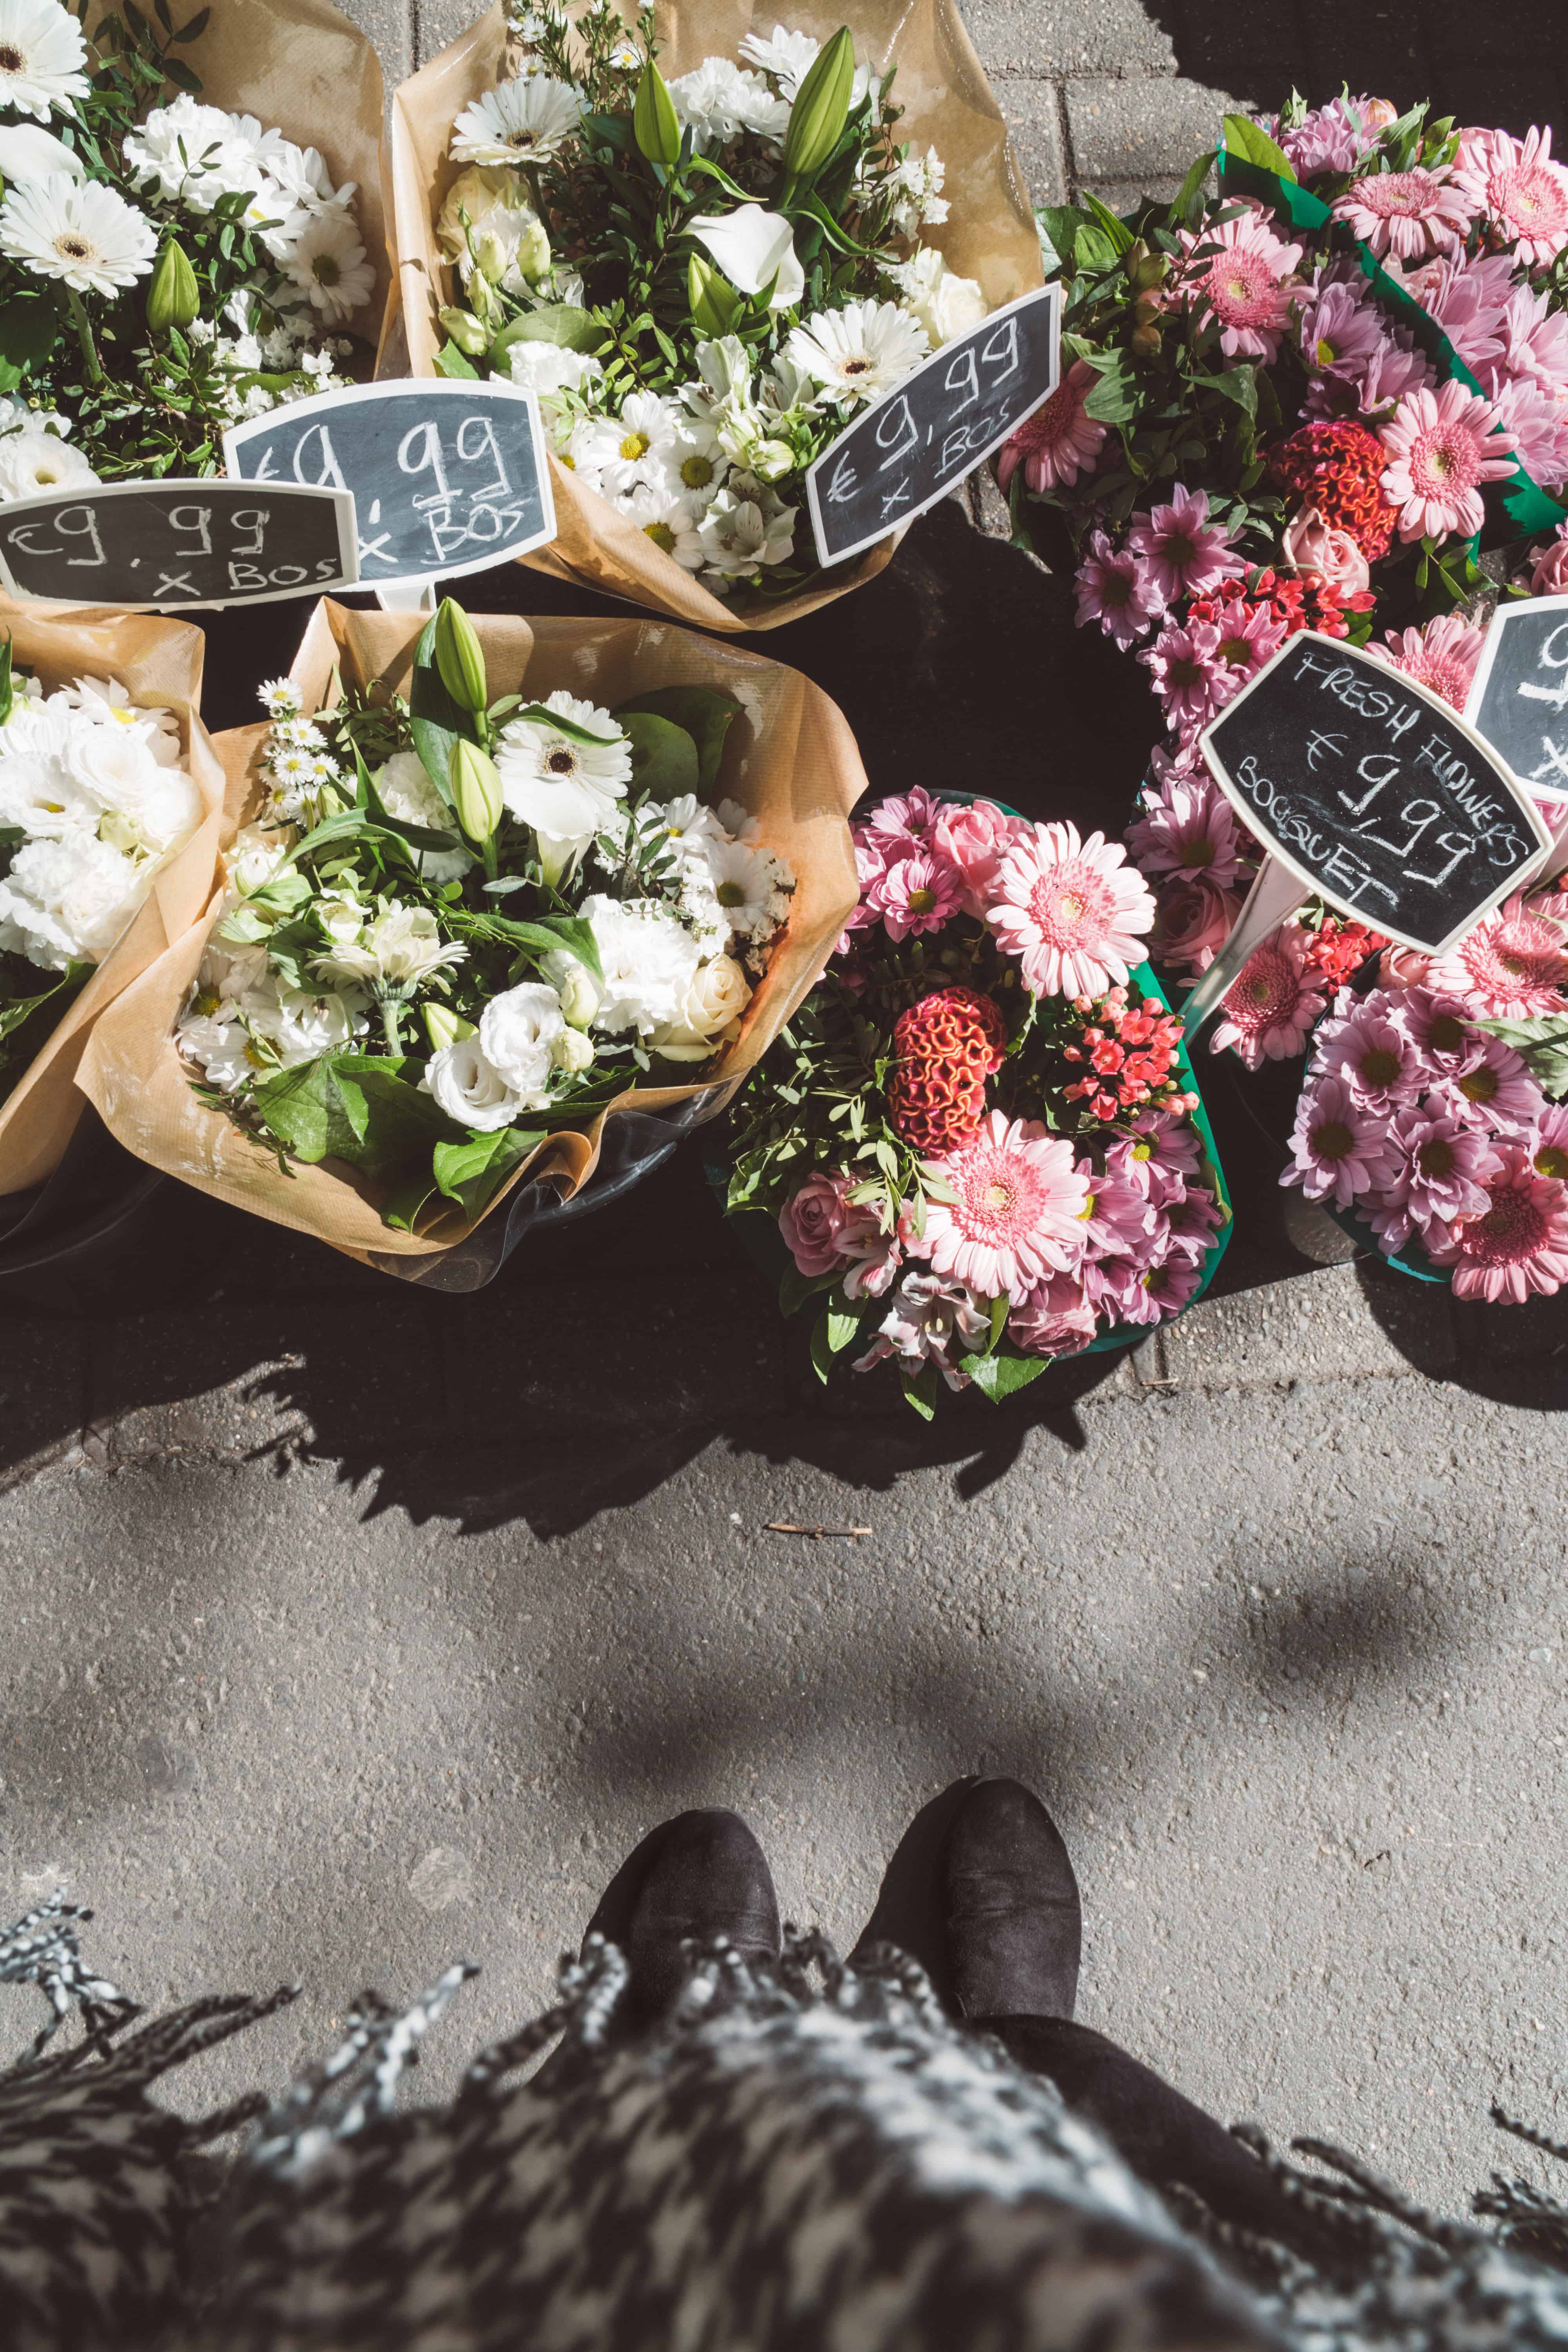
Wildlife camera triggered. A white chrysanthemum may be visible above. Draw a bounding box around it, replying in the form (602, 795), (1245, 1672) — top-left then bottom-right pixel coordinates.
(891, 246), (987, 349)
(736, 24), (819, 94)
(122, 96), (265, 210)
(621, 481), (706, 570)
(450, 75), (582, 166)
(376, 749), (473, 886)
(667, 57), (779, 150)
(495, 689), (632, 840)
(284, 206), (374, 323)
(423, 1036), (525, 1131)
(697, 477), (796, 576)
(783, 298), (928, 403)
(579, 892), (702, 1038)
(0, 173), (156, 296)
(574, 390), (688, 498)
(702, 835), (793, 940)
(0, 0), (88, 120)
(0, 832), (139, 971)
(0, 417), (98, 501)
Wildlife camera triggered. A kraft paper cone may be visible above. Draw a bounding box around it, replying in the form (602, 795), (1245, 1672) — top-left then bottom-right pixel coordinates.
(390, 0), (1041, 630)
(78, 599), (867, 1269)
(0, 608), (228, 1196)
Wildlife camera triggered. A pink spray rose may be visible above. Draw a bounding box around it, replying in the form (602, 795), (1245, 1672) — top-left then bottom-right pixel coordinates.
(1281, 506), (1372, 596)
(779, 1172), (867, 1277)
(1530, 525), (1568, 596)
(933, 798), (1026, 919)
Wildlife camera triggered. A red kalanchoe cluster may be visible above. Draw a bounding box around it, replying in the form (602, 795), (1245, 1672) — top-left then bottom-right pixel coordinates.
(1299, 918), (1389, 987)
(1268, 420), (1399, 561)
(886, 985), (1008, 1154)
(1062, 987), (1191, 1120)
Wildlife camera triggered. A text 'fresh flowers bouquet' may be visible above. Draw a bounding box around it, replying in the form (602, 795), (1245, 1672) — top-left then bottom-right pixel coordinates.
(78, 597), (867, 1270)
(390, 0), (1040, 630)
(0, 604), (221, 1190)
(723, 788), (1229, 1413)
(0, 0), (385, 503)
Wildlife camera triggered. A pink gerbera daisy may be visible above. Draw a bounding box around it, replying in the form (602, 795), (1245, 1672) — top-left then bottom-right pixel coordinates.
(1452, 125), (1568, 269)
(1126, 484), (1244, 607)
(1126, 766), (1247, 888)
(1428, 891), (1568, 1018)
(1439, 1031), (1547, 1135)
(1399, 251), (1515, 379)
(1380, 379), (1517, 544)
(1008, 1268), (1098, 1358)
(1175, 205), (1302, 362)
(1210, 927), (1328, 1069)
(922, 1111), (1090, 1303)
(1333, 166), (1472, 260)
(987, 822), (1156, 999)
(1426, 1140), (1568, 1300)
(1074, 530), (1162, 649)
(996, 358), (1107, 495)
(1282, 1071), (1395, 1207)
(1363, 1102), (1498, 1254)
(875, 848), (964, 942)
(1499, 283), (1568, 399)
(1369, 611), (1487, 710)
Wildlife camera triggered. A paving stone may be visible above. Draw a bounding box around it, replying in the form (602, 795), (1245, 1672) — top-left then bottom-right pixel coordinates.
(955, 0), (1178, 81)
(1423, 0), (1566, 70)
(1066, 74), (1236, 190)
(1455, 1291), (1568, 1366)
(412, 0), (480, 70)
(1158, 1262), (1456, 1390)
(1421, 64), (1568, 143)
(335, 0), (414, 94)
(0, 1321), (85, 1487)
(993, 76), (1071, 209)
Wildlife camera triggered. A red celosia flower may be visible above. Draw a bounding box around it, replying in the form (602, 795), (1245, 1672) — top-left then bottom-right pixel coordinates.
(1269, 420), (1399, 561)
(886, 985), (1008, 1156)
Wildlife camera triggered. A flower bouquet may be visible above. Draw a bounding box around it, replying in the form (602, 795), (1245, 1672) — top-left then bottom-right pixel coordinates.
(721, 788), (1230, 1413)
(0, 0), (386, 510)
(388, 0), (1040, 632)
(78, 596), (866, 1272)
(0, 603), (224, 1192)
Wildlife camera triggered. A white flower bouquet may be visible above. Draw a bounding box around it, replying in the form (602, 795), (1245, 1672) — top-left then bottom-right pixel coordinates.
(0, 0), (387, 506)
(0, 604), (223, 1191)
(78, 597), (867, 1270)
(389, 0), (1040, 631)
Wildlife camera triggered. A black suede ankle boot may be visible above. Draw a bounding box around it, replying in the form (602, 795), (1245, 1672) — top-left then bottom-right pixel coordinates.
(584, 1808), (782, 2028)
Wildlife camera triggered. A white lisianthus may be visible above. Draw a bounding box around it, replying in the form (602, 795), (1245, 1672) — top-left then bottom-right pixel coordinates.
(423, 1036), (525, 1131)
(579, 893), (702, 1037)
(891, 247), (988, 348)
(0, 172), (157, 296)
(689, 206), (804, 310)
(495, 690), (631, 841)
(0, 833), (139, 970)
(538, 947), (604, 1029)
(784, 299), (929, 404)
(316, 902), (467, 989)
(243, 980), (365, 1069)
(375, 749), (472, 885)
(229, 824), (292, 898)
(450, 75), (582, 168)
(650, 952), (752, 1059)
(479, 980), (564, 1105)
(0, 742), (97, 838)
(0, 0), (90, 120)
(506, 340), (604, 400)
(697, 476), (797, 577)
(70, 729), (203, 858)
(551, 1024), (595, 1073)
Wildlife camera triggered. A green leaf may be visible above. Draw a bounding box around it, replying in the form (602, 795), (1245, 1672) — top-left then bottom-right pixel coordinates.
(252, 1052), (454, 1175)
(825, 1304), (861, 1355)
(161, 51), (200, 89)
(408, 612), (471, 812)
(0, 965), (79, 1044)
(809, 1305), (835, 1385)
(617, 708), (699, 799)
(434, 338), (480, 379)
(250, 1053), (365, 1165)
(1036, 205), (1084, 272)
(1207, 364), (1258, 418)
(476, 909), (603, 985)
(962, 1348), (1052, 1401)
(1080, 350), (1142, 424)
(381, 1165), (444, 1234)
(778, 1261), (839, 1318)
(489, 304), (605, 359)
(986, 1291), (1008, 1353)
(0, 294), (60, 370)
(901, 1365), (939, 1419)
(506, 702), (621, 747)
(1072, 221), (1121, 274)
(612, 685), (740, 793)
(1220, 112), (1297, 182)
(431, 1124), (543, 1221)
(1474, 1013), (1568, 1098)
(1079, 189), (1134, 253)
(1168, 148), (1216, 227)
(0, 638), (12, 729)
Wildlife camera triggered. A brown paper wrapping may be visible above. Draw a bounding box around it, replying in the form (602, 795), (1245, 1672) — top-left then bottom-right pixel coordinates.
(0, 608), (228, 1196)
(389, 0), (1041, 630)
(78, 599), (866, 1268)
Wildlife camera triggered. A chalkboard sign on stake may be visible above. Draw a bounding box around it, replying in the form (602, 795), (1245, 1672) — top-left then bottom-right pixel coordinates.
(1198, 630), (1551, 956)
(803, 285), (1060, 570)
(1465, 590), (1568, 818)
(224, 380), (556, 596)
(0, 480), (358, 612)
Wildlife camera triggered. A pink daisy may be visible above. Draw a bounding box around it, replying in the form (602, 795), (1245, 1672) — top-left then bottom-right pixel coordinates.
(1159, 1180), (1226, 1263)
(1074, 531), (1163, 650)
(1210, 927), (1328, 1069)
(1452, 125), (1568, 269)
(838, 828), (891, 951)
(1008, 1269), (1098, 1359)
(996, 358), (1107, 495)
(1363, 1102), (1499, 1254)
(1315, 989), (1423, 1109)
(1174, 205), (1303, 362)
(1126, 485), (1244, 607)
(876, 848), (964, 943)
(1531, 1102), (1568, 1183)
(1274, 94), (1388, 180)
(1438, 1031), (1547, 1135)
(1126, 767), (1248, 888)
(1486, 375), (1568, 496)
(1379, 379), (1518, 544)
(1140, 616), (1229, 734)
(865, 787), (944, 853)
(1085, 1247), (1205, 1326)
(1333, 166), (1472, 260)
(1282, 1071), (1396, 1207)
(1207, 595), (1290, 689)
(1394, 986), (1477, 1073)
(1299, 275), (1389, 381)
(1369, 611), (1487, 711)
(1304, 330), (1434, 423)
(1428, 891), (1568, 1018)
(987, 821), (1156, 999)
(1074, 1151), (1156, 1261)
(1426, 1140), (1568, 1301)
(922, 1111), (1091, 1303)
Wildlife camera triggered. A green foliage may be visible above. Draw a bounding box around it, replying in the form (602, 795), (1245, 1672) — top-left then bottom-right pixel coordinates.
(616, 709), (700, 799)
(1475, 1013), (1568, 1099)
(614, 686), (741, 793)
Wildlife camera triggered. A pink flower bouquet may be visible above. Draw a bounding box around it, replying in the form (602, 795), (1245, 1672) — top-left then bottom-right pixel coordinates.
(721, 790), (1230, 1414)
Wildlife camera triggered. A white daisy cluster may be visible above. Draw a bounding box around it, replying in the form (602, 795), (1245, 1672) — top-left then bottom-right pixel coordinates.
(0, 668), (204, 975)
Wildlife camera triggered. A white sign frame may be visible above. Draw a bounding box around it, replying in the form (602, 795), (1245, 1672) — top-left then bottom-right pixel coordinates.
(1465, 589), (1568, 818)
(0, 479), (359, 612)
(802, 283), (1061, 571)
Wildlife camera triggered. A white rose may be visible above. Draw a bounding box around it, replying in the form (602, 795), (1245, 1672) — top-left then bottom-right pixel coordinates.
(437, 165), (544, 296)
(650, 953), (752, 1060)
(891, 248), (987, 350)
(550, 1025), (595, 1074)
(479, 981), (565, 1104)
(423, 1037), (523, 1131)
(538, 947), (604, 1029)
(230, 826), (290, 897)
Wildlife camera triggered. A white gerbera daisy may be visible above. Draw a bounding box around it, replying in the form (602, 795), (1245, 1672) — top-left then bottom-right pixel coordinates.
(450, 75), (581, 167)
(284, 207), (374, 323)
(575, 390), (687, 498)
(0, 0), (88, 120)
(697, 478), (796, 576)
(736, 24), (819, 94)
(495, 690), (632, 841)
(622, 481), (706, 571)
(783, 298), (928, 404)
(0, 174), (156, 296)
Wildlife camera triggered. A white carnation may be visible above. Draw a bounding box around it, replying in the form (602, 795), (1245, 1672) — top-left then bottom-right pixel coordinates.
(0, 833), (140, 970)
(580, 893), (701, 1038)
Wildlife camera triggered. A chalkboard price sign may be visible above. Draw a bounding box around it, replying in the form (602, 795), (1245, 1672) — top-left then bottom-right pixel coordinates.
(0, 479), (357, 612)
(803, 285), (1060, 570)
(1466, 591), (1568, 815)
(225, 380), (556, 592)
(1200, 631), (1551, 955)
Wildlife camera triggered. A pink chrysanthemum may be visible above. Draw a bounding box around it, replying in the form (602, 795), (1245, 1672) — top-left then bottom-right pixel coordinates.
(1452, 124), (1568, 269)
(1369, 611), (1487, 711)
(1174, 205), (1302, 362)
(1428, 891), (1568, 1018)
(1008, 1269), (1098, 1359)
(987, 822), (1156, 999)
(1084, 1247), (1205, 1326)
(1532, 1101), (1568, 1184)
(1074, 530), (1162, 649)
(1392, 986), (1476, 1071)
(1486, 375), (1568, 496)
(1074, 1151), (1156, 1261)
(1160, 1180), (1226, 1264)
(1316, 988), (1424, 1109)
(1140, 617), (1229, 733)
(1299, 276), (1389, 379)
(1274, 94), (1389, 180)
(1282, 1072), (1395, 1208)
(1126, 767), (1247, 889)
(1363, 1103), (1498, 1255)
(1379, 378), (1517, 544)
(1112, 1107), (1205, 1203)
(1426, 1141), (1568, 1300)
(864, 787), (944, 853)
(922, 1111), (1091, 1303)
(1127, 485), (1244, 607)
(1210, 927), (1328, 1069)
(996, 358), (1107, 495)
(875, 849), (964, 943)
(1332, 166), (1473, 260)
(1439, 1031), (1547, 1135)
